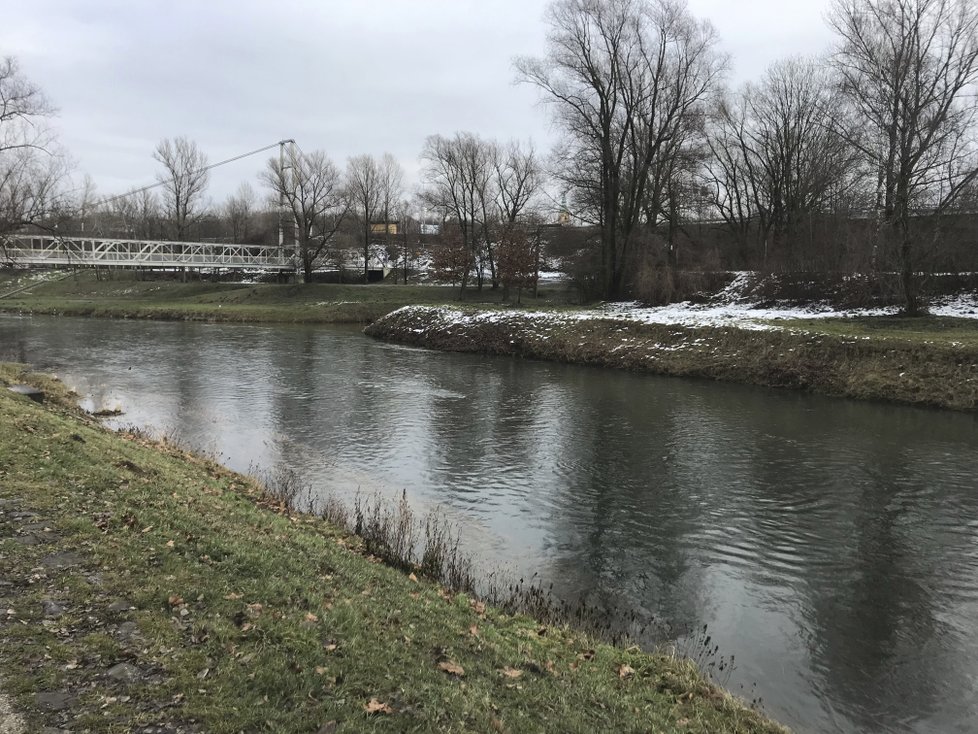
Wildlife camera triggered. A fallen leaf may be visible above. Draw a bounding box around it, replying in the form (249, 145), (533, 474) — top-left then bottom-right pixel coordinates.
(437, 660), (465, 677)
(314, 666), (327, 675)
(501, 666), (523, 679)
(408, 572), (418, 582)
(304, 612), (319, 623)
(165, 539), (175, 548)
(224, 592), (242, 600)
(141, 526), (153, 533)
(471, 600), (486, 615)
(365, 698), (394, 715)
(324, 643), (338, 652)
(167, 595), (183, 607)
(618, 663), (635, 679)
(468, 624), (479, 637)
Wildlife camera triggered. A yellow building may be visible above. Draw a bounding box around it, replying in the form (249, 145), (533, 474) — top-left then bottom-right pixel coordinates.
(370, 222), (398, 236)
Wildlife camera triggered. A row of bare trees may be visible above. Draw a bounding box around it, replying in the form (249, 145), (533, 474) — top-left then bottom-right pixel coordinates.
(419, 133), (544, 293)
(6, 0), (978, 310)
(520, 0), (978, 312)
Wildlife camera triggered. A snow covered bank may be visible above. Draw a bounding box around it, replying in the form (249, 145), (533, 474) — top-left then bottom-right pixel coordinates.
(367, 270), (978, 335)
(365, 304), (978, 411)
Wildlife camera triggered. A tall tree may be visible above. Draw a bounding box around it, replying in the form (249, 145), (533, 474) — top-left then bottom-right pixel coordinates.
(517, 0), (726, 298)
(153, 136), (209, 241)
(222, 182), (256, 243)
(262, 145), (346, 283)
(378, 153), (404, 255)
(705, 58), (864, 269)
(0, 56), (67, 242)
(346, 154), (381, 282)
(829, 0), (978, 314)
(420, 132), (494, 292)
(489, 141), (545, 294)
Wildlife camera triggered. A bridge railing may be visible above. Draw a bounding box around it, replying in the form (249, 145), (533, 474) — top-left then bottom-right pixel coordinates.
(3, 235), (295, 270)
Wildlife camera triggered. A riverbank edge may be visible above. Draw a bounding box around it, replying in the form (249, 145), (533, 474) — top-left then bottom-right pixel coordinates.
(0, 299), (396, 324)
(0, 365), (786, 734)
(364, 306), (978, 411)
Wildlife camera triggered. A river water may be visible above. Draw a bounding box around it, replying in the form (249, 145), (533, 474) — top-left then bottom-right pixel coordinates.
(2, 314), (977, 733)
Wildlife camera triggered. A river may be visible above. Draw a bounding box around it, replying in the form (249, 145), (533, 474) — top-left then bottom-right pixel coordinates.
(2, 313), (977, 733)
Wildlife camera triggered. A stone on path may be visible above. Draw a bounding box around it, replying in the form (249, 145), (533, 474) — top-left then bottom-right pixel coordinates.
(34, 691), (72, 711)
(107, 662), (142, 684)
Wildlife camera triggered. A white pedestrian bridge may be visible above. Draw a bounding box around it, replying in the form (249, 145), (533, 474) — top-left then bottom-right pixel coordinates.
(1, 234), (296, 271)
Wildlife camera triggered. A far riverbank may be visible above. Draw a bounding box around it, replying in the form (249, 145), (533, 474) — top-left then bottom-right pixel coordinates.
(364, 305), (978, 411)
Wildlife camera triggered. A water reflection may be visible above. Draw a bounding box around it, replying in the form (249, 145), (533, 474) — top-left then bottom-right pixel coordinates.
(2, 313), (977, 733)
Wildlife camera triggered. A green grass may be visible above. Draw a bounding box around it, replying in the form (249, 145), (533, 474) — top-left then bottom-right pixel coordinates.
(781, 315), (978, 347)
(0, 364), (784, 733)
(0, 270), (579, 324)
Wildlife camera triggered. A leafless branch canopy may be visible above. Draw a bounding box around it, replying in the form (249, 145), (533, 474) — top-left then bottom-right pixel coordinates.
(153, 136), (210, 240)
(516, 0), (726, 297)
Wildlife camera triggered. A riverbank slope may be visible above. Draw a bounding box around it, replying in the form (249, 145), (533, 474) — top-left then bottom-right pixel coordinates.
(364, 306), (978, 411)
(0, 365), (784, 734)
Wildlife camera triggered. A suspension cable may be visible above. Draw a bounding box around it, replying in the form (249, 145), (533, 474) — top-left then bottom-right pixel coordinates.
(84, 139), (295, 213)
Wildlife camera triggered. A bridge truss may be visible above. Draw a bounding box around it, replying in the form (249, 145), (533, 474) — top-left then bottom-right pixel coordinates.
(1, 234), (297, 272)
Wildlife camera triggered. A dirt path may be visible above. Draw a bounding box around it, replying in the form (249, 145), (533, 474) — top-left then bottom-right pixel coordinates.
(0, 684), (25, 734)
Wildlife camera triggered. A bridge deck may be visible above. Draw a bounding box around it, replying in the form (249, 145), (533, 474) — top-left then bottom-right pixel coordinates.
(1, 235), (296, 271)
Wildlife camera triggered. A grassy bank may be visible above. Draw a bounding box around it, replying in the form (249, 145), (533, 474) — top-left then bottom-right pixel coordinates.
(0, 270), (576, 324)
(0, 365), (784, 733)
(364, 306), (978, 411)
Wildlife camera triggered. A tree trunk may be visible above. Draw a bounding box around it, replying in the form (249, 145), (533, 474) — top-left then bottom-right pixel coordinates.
(364, 225), (370, 284)
(900, 230), (921, 316)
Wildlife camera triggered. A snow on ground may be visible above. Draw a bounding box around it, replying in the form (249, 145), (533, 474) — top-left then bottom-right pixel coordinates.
(390, 285), (978, 333)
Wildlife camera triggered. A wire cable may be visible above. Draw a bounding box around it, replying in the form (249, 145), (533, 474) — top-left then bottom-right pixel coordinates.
(84, 139), (294, 213)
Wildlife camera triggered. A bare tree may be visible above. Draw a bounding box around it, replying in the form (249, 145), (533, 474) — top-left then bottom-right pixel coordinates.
(111, 187), (161, 240)
(705, 58), (864, 269)
(830, 0), (978, 313)
(378, 153), (404, 257)
(492, 140), (543, 224)
(489, 141), (546, 295)
(0, 56), (67, 241)
(223, 182), (256, 242)
(262, 145), (346, 283)
(393, 196), (418, 284)
(346, 154), (381, 282)
(517, 0), (726, 299)
(153, 136), (209, 241)
(420, 132), (495, 292)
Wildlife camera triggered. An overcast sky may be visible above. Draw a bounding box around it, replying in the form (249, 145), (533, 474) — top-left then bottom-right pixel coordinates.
(1, 0), (835, 205)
